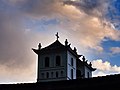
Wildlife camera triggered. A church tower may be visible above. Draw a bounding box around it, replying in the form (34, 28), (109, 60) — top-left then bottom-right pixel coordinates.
(32, 33), (96, 82)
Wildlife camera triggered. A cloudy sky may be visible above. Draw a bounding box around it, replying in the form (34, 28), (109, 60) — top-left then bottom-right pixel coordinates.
(0, 0), (120, 84)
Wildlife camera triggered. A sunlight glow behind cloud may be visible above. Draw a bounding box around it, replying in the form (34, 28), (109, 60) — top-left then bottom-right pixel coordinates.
(0, 0), (120, 83)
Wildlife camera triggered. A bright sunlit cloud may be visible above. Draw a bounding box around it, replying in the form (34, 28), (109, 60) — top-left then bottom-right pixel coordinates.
(0, 0), (120, 83)
(92, 59), (120, 77)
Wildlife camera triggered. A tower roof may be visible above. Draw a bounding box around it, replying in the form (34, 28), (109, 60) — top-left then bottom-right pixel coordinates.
(42, 40), (65, 50)
(32, 33), (96, 72)
(77, 59), (96, 71)
(32, 39), (79, 58)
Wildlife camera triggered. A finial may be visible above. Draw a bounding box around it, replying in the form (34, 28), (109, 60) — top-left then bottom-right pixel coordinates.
(85, 60), (88, 63)
(89, 62), (92, 66)
(55, 32), (59, 40)
(74, 47), (77, 52)
(68, 43), (71, 47)
(78, 55), (83, 58)
(82, 56), (85, 62)
(38, 43), (41, 50)
(65, 39), (68, 46)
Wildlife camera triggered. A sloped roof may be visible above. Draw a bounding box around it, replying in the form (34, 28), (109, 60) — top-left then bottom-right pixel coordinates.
(32, 39), (95, 71)
(32, 40), (65, 54)
(77, 59), (96, 71)
(32, 40), (79, 57)
(41, 40), (65, 50)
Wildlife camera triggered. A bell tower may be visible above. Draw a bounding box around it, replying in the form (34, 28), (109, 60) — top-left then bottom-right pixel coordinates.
(32, 33), (96, 82)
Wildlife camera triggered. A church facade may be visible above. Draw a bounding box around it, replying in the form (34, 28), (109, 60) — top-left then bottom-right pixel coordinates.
(32, 33), (96, 82)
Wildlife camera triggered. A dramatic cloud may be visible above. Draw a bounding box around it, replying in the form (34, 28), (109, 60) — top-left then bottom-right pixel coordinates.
(64, 0), (109, 17)
(15, 0), (120, 52)
(0, 0), (120, 83)
(0, 5), (38, 83)
(2, 0), (120, 50)
(92, 59), (120, 77)
(110, 47), (120, 54)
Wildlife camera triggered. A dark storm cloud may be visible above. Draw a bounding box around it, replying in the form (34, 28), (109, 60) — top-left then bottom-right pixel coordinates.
(16, 0), (104, 18)
(64, 0), (111, 18)
(64, 0), (120, 30)
(5, 0), (114, 29)
(3, 0), (64, 18)
(2, 0), (112, 20)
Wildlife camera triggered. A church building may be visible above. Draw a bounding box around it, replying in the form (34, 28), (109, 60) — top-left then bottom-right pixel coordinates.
(32, 33), (96, 82)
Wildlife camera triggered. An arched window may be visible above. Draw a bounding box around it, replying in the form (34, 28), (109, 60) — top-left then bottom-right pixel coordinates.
(71, 69), (73, 80)
(76, 70), (82, 78)
(61, 71), (64, 76)
(45, 57), (50, 67)
(56, 72), (58, 78)
(46, 72), (49, 78)
(51, 72), (54, 78)
(56, 56), (61, 66)
(41, 73), (44, 78)
(71, 58), (73, 66)
(87, 72), (89, 78)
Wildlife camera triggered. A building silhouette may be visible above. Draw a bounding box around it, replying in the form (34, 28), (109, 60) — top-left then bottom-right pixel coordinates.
(0, 33), (120, 89)
(32, 32), (96, 82)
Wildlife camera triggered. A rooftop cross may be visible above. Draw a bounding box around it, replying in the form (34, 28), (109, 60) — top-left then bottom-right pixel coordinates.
(55, 32), (59, 40)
